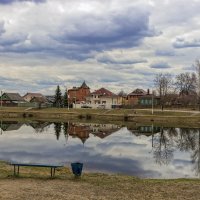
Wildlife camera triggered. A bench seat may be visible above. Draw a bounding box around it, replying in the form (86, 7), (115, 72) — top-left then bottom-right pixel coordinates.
(10, 163), (63, 177)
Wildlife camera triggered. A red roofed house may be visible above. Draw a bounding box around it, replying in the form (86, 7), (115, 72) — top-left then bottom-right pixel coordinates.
(68, 81), (90, 107)
(86, 88), (121, 109)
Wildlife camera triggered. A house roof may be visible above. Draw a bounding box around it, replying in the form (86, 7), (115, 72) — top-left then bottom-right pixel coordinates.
(68, 81), (90, 91)
(23, 93), (44, 98)
(128, 88), (147, 96)
(80, 81), (90, 89)
(3, 93), (24, 101)
(91, 88), (117, 97)
(30, 96), (47, 103)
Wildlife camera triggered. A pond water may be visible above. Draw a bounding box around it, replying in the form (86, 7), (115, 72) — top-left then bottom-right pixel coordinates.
(0, 120), (200, 179)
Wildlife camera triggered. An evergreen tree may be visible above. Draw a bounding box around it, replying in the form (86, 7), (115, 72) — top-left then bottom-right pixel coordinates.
(54, 122), (62, 140)
(54, 85), (62, 107)
(63, 89), (68, 108)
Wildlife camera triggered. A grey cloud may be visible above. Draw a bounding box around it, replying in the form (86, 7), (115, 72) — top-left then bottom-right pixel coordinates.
(155, 49), (176, 57)
(173, 37), (200, 48)
(0, 33), (27, 46)
(97, 55), (147, 65)
(0, 21), (5, 36)
(0, 0), (46, 4)
(150, 62), (171, 69)
(49, 6), (158, 59)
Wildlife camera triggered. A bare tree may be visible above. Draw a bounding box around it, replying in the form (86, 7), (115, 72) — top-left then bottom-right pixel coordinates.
(175, 72), (197, 107)
(175, 72), (196, 95)
(194, 60), (200, 110)
(154, 73), (173, 110)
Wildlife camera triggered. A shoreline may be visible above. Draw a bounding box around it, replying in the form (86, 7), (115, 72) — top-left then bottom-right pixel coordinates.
(0, 107), (200, 126)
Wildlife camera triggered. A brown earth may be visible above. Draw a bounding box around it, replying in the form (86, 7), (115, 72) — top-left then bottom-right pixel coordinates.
(0, 173), (200, 200)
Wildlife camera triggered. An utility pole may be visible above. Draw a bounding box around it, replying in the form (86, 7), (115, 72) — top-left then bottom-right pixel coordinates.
(1, 91), (2, 109)
(151, 89), (154, 115)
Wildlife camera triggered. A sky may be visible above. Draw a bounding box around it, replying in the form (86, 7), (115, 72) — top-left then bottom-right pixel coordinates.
(0, 0), (200, 95)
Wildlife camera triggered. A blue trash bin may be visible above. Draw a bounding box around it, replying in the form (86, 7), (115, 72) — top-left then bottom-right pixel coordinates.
(71, 162), (83, 176)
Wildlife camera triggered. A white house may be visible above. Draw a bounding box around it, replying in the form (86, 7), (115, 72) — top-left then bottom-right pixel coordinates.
(85, 88), (121, 109)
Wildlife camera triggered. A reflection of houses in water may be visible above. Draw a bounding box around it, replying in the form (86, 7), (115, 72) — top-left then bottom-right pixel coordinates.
(68, 123), (121, 143)
(68, 123), (90, 144)
(28, 122), (51, 133)
(0, 121), (23, 132)
(128, 125), (161, 136)
(89, 124), (121, 139)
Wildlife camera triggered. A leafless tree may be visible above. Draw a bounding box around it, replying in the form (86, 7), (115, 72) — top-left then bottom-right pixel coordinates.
(154, 73), (173, 110)
(175, 72), (197, 107)
(175, 72), (196, 95)
(194, 60), (200, 110)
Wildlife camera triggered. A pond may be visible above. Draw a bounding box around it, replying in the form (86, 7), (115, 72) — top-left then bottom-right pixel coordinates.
(0, 120), (200, 179)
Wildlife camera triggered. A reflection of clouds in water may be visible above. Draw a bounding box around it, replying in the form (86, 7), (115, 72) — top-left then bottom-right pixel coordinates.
(0, 122), (199, 178)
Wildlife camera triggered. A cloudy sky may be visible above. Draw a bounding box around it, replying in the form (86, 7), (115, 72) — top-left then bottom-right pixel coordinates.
(0, 0), (200, 95)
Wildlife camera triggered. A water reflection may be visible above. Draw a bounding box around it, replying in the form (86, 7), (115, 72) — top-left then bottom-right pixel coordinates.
(0, 120), (200, 178)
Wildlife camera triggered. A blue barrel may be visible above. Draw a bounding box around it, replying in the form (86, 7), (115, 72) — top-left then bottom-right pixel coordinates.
(71, 162), (83, 176)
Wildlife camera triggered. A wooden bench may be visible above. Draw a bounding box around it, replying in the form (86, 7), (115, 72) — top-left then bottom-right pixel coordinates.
(10, 163), (63, 177)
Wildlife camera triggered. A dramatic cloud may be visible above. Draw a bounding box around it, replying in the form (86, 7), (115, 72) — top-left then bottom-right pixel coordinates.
(150, 62), (171, 69)
(97, 54), (147, 65)
(0, 0), (200, 93)
(173, 37), (200, 48)
(0, 0), (45, 4)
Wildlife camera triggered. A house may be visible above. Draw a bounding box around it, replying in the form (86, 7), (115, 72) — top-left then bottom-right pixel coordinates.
(127, 88), (147, 105)
(86, 87), (121, 109)
(0, 93), (25, 106)
(138, 94), (160, 106)
(23, 93), (46, 102)
(30, 96), (48, 108)
(68, 81), (90, 106)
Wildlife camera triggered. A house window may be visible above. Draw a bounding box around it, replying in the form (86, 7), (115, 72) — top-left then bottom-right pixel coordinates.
(102, 101), (106, 104)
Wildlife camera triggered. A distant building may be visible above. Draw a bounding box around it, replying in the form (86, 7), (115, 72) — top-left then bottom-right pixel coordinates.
(0, 93), (25, 106)
(23, 93), (46, 102)
(138, 94), (160, 106)
(68, 81), (90, 105)
(30, 96), (49, 108)
(127, 88), (147, 105)
(86, 87), (121, 109)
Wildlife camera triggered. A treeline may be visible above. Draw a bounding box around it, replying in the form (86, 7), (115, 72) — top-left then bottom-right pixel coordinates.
(154, 60), (200, 110)
(53, 85), (69, 108)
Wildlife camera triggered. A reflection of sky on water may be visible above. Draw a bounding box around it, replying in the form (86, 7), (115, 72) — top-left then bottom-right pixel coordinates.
(0, 122), (198, 179)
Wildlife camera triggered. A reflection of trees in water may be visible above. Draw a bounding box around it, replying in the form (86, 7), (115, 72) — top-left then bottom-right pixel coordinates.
(176, 128), (197, 152)
(54, 122), (62, 140)
(63, 122), (69, 141)
(153, 127), (174, 165)
(191, 129), (200, 176)
(153, 127), (200, 175)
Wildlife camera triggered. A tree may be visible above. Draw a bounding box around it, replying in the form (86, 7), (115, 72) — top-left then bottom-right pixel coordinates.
(175, 72), (197, 106)
(63, 89), (68, 108)
(54, 122), (62, 140)
(54, 85), (62, 108)
(154, 73), (173, 110)
(194, 60), (200, 110)
(175, 72), (196, 95)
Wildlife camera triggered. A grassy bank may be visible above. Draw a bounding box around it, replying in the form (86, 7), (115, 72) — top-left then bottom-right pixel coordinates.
(0, 107), (200, 126)
(0, 161), (199, 200)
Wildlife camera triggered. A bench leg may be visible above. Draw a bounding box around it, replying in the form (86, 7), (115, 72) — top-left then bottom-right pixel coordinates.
(50, 168), (52, 177)
(53, 168), (56, 176)
(14, 165), (15, 175)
